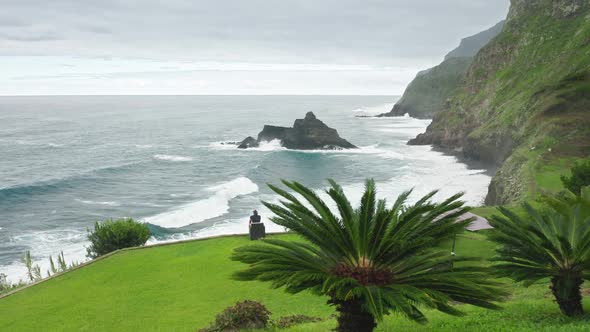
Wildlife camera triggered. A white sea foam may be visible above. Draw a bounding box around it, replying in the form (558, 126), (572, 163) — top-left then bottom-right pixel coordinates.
(135, 144), (153, 149)
(145, 212), (286, 246)
(12, 140), (65, 148)
(249, 139), (286, 152)
(209, 139), (286, 152)
(207, 142), (238, 150)
(0, 229), (89, 283)
(211, 140), (405, 160)
(153, 154), (193, 162)
(144, 177), (259, 228)
(75, 199), (121, 207)
(350, 103), (395, 116)
(332, 150), (490, 208)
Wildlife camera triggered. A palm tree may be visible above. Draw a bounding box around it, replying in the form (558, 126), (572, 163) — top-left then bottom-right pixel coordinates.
(488, 187), (590, 317)
(231, 179), (505, 331)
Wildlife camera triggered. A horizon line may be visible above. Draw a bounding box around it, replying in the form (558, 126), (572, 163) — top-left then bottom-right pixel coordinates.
(0, 94), (399, 97)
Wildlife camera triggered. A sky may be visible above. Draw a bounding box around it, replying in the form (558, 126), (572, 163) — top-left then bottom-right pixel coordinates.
(0, 0), (510, 96)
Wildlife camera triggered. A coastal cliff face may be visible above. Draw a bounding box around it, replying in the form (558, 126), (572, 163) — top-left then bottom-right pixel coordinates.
(381, 57), (473, 119)
(380, 21), (504, 119)
(410, 0), (590, 205)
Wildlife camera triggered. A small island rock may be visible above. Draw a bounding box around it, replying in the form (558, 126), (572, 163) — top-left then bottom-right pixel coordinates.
(239, 112), (356, 150)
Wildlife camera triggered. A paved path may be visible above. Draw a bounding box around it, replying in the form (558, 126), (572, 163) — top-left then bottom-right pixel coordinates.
(461, 212), (492, 231)
(435, 210), (492, 231)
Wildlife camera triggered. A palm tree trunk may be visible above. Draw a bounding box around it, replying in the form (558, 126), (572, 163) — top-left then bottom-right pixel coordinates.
(550, 275), (584, 317)
(332, 298), (377, 332)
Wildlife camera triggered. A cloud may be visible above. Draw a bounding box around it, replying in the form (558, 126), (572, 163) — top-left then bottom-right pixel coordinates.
(0, 17), (29, 27)
(0, 32), (62, 42)
(1, 0), (509, 63)
(0, 0), (510, 95)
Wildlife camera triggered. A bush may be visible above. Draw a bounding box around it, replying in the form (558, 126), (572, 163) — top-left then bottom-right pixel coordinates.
(0, 273), (26, 295)
(199, 300), (271, 332)
(86, 218), (151, 258)
(274, 315), (323, 329)
(561, 158), (590, 195)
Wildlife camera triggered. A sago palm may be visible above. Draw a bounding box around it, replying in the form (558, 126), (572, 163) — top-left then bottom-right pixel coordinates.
(488, 187), (590, 317)
(231, 179), (505, 332)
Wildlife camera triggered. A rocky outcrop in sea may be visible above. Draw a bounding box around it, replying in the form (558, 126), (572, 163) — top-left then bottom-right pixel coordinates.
(237, 112), (357, 150)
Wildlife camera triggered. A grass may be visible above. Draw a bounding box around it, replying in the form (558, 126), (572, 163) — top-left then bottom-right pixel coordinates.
(1, 232), (590, 331)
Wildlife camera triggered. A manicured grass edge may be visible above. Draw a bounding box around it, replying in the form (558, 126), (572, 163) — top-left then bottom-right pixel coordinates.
(0, 232), (286, 300)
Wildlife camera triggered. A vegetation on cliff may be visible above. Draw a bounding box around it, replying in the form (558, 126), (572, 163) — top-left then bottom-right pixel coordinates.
(410, 0), (590, 205)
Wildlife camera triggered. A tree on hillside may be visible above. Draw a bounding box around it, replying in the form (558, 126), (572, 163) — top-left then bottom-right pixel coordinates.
(231, 179), (506, 332)
(489, 186), (590, 317)
(561, 158), (590, 195)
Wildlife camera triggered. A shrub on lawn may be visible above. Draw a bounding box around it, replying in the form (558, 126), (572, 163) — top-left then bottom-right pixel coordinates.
(561, 158), (590, 195)
(274, 314), (323, 329)
(199, 300), (271, 332)
(86, 218), (151, 258)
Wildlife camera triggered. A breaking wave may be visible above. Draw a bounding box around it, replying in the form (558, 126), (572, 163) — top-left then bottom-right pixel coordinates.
(153, 154), (193, 162)
(144, 177), (259, 228)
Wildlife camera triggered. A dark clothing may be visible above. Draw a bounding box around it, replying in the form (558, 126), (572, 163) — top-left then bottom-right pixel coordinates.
(249, 214), (261, 224)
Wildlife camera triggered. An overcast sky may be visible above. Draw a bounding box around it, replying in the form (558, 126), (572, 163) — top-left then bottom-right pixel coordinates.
(0, 0), (509, 95)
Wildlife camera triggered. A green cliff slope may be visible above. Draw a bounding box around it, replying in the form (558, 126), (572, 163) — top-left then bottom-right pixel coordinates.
(380, 21), (504, 119)
(410, 0), (590, 205)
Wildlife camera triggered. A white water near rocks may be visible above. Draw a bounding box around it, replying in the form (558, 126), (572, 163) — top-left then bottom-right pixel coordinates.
(0, 95), (491, 282)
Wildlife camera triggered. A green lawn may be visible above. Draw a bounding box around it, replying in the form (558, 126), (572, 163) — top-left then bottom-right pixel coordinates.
(1, 233), (589, 332)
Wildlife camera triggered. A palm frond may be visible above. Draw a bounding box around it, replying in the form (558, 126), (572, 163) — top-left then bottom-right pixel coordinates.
(233, 179), (506, 323)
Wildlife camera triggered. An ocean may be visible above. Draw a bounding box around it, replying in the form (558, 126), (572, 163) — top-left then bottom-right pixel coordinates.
(0, 95), (491, 281)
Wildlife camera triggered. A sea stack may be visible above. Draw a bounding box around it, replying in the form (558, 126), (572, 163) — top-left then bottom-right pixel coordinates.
(238, 112), (357, 150)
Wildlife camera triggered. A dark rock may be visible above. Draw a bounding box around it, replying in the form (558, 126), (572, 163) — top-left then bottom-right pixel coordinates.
(376, 104), (408, 118)
(257, 126), (290, 142)
(283, 112), (356, 150)
(239, 112), (356, 150)
(237, 136), (259, 149)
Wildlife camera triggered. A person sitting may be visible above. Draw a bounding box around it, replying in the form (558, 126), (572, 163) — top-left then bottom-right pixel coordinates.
(249, 210), (265, 240)
(249, 210), (261, 225)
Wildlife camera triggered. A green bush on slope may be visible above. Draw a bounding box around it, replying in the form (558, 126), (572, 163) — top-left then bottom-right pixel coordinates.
(86, 218), (151, 258)
(561, 158), (590, 195)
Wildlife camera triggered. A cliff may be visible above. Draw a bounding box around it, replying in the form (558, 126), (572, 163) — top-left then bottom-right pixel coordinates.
(379, 21), (504, 119)
(410, 0), (590, 205)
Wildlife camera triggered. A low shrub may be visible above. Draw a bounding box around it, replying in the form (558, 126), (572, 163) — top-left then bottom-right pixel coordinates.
(199, 300), (271, 332)
(274, 314), (323, 329)
(561, 158), (590, 195)
(86, 218), (151, 258)
(0, 273), (27, 295)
